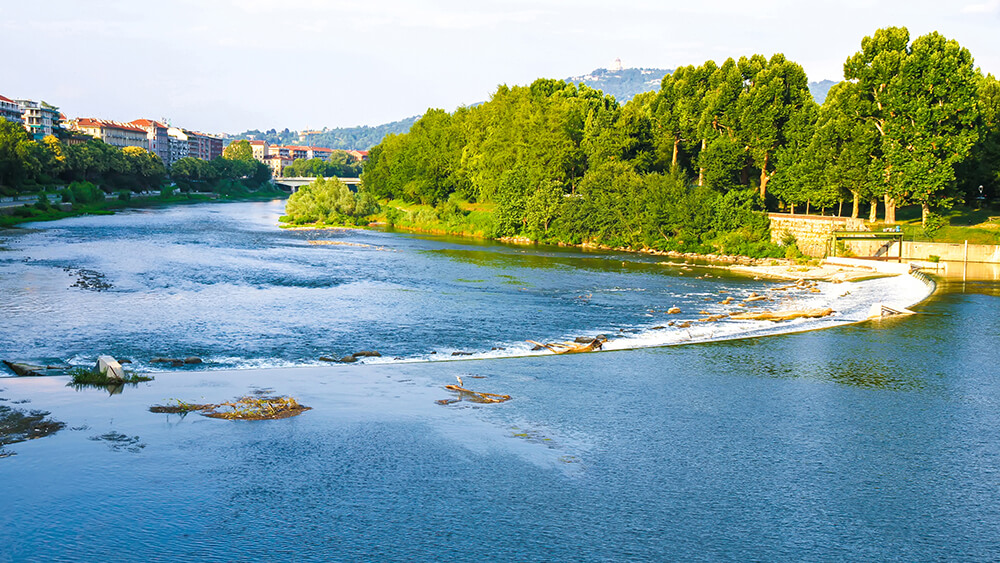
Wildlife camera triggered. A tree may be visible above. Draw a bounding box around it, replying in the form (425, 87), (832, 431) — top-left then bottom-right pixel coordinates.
(223, 139), (254, 161)
(843, 27), (980, 224)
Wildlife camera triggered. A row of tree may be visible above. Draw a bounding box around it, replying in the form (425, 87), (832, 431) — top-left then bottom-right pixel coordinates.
(360, 27), (1000, 254)
(0, 120), (167, 193)
(0, 122), (274, 197)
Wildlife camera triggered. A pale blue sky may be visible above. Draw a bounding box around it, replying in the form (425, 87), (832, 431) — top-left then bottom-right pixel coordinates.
(2, 0), (998, 133)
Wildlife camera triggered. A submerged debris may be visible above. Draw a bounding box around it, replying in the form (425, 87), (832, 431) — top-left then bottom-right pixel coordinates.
(149, 395), (311, 420)
(89, 431), (145, 453)
(65, 267), (113, 291)
(442, 384), (511, 404)
(0, 404), (65, 452)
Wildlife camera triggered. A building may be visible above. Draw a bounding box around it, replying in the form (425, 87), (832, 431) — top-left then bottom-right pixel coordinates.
(129, 119), (171, 165)
(0, 95), (23, 124)
(168, 134), (189, 162)
(264, 153), (294, 177)
(267, 145), (333, 161)
(16, 99), (60, 139)
(71, 118), (147, 148)
(168, 128), (223, 161)
(346, 150), (369, 162)
(249, 140), (269, 161)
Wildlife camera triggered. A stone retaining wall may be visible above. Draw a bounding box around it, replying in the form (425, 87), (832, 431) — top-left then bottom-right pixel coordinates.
(768, 214), (867, 257)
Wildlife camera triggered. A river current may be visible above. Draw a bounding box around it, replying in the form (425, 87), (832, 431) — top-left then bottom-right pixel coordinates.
(1, 201), (998, 561)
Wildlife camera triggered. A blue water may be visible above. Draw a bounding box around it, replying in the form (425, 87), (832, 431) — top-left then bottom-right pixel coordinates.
(1, 201), (998, 561)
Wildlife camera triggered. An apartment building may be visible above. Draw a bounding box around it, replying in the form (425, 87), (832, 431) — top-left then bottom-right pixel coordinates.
(129, 119), (171, 165)
(71, 118), (147, 148)
(0, 94), (23, 124)
(16, 99), (60, 140)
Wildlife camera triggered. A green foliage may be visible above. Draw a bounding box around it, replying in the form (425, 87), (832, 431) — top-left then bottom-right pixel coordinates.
(282, 155), (361, 178)
(921, 212), (948, 239)
(282, 177), (380, 225)
(69, 367), (153, 385)
(222, 139), (254, 161)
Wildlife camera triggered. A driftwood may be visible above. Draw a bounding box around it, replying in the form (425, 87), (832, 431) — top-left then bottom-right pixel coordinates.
(728, 307), (834, 322)
(526, 339), (603, 354)
(443, 385), (511, 403)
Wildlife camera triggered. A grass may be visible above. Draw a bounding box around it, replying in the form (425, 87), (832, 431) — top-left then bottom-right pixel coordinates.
(69, 367), (153, 385)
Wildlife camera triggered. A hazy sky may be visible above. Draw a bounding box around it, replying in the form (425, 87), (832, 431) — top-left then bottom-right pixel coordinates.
(3, 0), (998, 134)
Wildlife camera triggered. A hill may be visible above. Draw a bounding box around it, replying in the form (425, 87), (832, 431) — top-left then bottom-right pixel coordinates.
(808, 80), (837, 104)
(565, 66), (671, 103)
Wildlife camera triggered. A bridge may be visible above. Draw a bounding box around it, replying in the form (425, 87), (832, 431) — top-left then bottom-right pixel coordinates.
(270, 177), (361, 192)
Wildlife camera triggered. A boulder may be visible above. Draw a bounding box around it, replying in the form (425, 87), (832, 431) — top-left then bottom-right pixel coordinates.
(2, 360), (45, 377)
(667, 307), (681, 314)
(339, 355), (358, 363)
(451, 351), (473, 356)
(184, 357), (203, 364)
(352, 351), (381, 358)
(95, 355), (125, 381)
(318, 356), (337, 362)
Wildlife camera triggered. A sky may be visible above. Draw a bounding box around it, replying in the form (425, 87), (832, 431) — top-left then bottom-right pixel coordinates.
(3, 0), (999, 134)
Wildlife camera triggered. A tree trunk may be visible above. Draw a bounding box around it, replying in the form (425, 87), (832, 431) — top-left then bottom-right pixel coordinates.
(697, 139), (706, 187)
(869, 198), (878, 222)
(851, 191), (860, 218)
(759, 153), (770, 200)
(672, 138), (679, 168)
(790, 203), (795, 214)
(806, 201), (810, 215)
(921, 202), (930, 227)
(837, 200), (843, 217)
(884, 194), (896, 224)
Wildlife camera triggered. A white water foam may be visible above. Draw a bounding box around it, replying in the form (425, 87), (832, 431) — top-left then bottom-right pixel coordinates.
(351, 273), (935, 365)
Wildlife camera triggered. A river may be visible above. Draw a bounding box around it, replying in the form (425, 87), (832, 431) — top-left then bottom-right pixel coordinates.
(0, 201), (998, 561)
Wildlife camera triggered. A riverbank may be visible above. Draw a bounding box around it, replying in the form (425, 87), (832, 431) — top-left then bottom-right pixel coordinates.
(0, 191), (287, 228)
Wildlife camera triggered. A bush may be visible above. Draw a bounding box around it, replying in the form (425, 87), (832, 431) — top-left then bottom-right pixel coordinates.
(117, 190), (131, 202)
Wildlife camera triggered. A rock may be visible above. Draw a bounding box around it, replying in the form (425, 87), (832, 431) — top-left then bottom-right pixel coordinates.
(118, 359), (132, 364)
(184, 357), (203, 364)
(667, 321), (675, 326)
(352, 351), (381, 358)
(677, 321), (692, 328)
(451, 351), (473, 356)
(574, 336), (595, 343)
(95, 355), (125, 381)
(2, 360), (45, 377)
(530, 344), (545, 351)
(339, 355), (358, 363)
(651, 325), (666, 330)
(319, 356), (337, 362)
(150, 357), (181, 363)
(667, 307), (681, 314)
(490, 347), (506, 351)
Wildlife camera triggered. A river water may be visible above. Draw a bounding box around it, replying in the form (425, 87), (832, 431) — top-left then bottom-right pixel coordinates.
(1, 201), (998, 561)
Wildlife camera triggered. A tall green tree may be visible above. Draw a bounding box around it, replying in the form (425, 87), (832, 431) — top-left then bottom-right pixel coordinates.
(223, 139), (254, 161)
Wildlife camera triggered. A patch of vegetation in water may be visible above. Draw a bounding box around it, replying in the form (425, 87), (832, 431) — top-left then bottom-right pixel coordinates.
(69, 367), (153, 386)
(150, 395), (311, 420)
(0, 404), (66, 455)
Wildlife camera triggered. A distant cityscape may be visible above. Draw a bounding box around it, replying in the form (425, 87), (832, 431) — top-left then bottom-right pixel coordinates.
(0, 94), (367, 178)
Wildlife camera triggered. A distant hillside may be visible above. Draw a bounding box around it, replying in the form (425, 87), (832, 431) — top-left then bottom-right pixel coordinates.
(299, 116), (419, 150)
(229, 116), (419, 151)
(808, 80), (837, 104)
(565, 67), (671, 103)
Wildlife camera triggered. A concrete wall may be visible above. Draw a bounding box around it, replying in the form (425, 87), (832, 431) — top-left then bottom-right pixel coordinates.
(769, 214), (867, 257)
(841, 239), (1000, 263)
